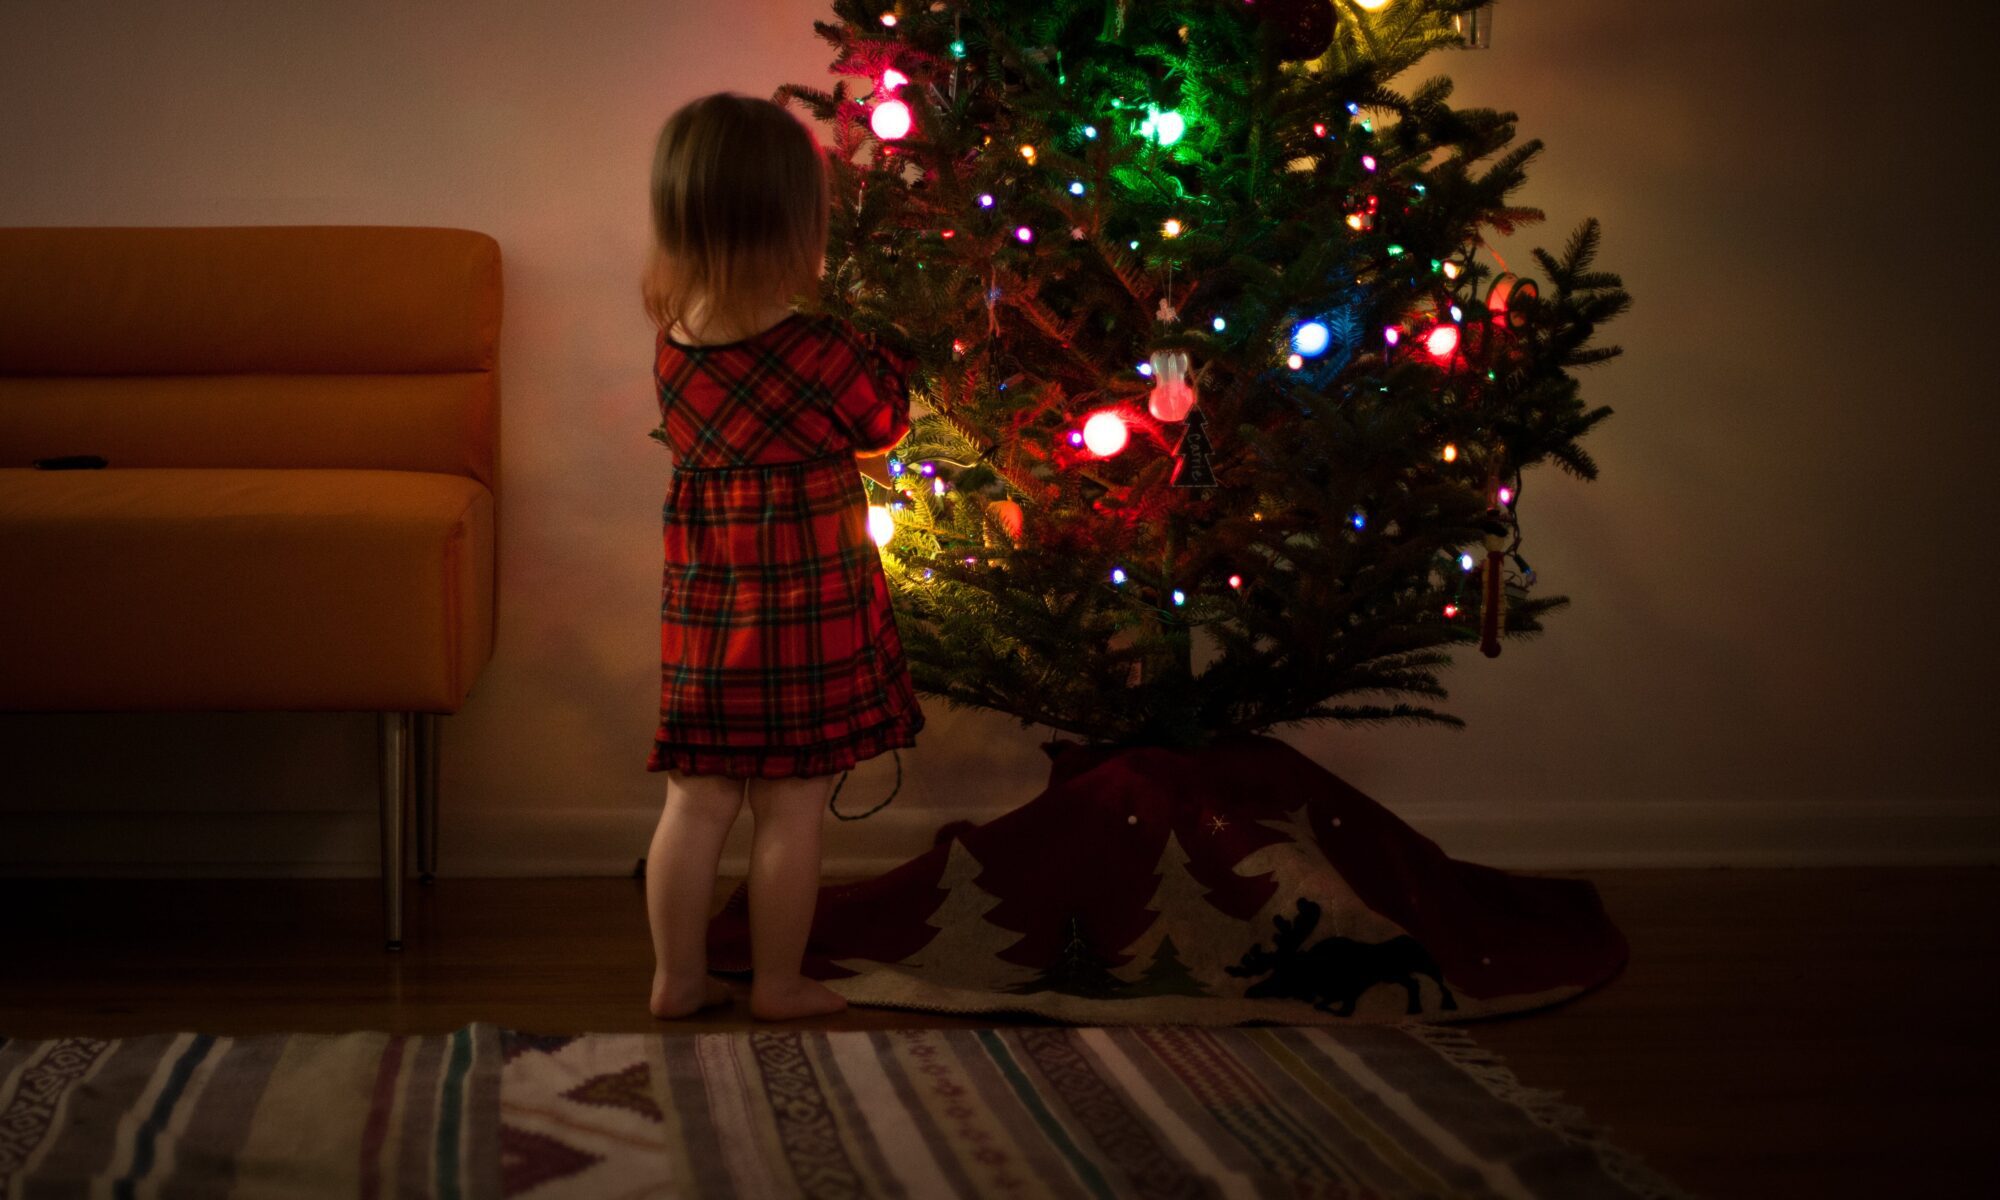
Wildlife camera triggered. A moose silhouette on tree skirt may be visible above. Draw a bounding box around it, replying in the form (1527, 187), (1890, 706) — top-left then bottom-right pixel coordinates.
(1227, 898), (1457, 1017)
(704, 734), (1626, 1024)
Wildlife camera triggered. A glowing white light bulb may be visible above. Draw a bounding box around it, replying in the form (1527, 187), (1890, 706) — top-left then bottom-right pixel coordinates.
(871, 99), (912, 140)
(1292, 321), (1331, 357)
(1082, 410), (1129, 457)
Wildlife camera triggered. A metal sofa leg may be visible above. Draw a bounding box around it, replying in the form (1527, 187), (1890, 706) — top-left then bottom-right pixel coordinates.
(414, 712), (441, 884)
(379, 710), (412, 951)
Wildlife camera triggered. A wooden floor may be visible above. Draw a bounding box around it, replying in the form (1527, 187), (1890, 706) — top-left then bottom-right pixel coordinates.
(3, 867), (1995, 1197)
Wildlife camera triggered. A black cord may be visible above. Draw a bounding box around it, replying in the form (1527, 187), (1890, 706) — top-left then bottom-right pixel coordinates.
(828, 749), (902, 820)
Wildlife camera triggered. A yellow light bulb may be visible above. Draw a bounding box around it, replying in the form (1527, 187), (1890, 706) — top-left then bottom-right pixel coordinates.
(1346, 213), (1366, 231)
(1020, 144), (1036, 162)
(1442, 443), (1458, 462)
(1356, 0), (1391, 10)
(1162, 218), (1183, 238)
(867, 505), (896, 547)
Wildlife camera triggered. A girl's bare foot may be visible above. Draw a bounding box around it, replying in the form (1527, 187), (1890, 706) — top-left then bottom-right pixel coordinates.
(650, 971), (732, 1019)
(749, 976), (848, 1021)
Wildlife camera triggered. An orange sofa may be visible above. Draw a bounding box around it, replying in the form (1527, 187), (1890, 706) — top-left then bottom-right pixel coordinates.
(0, 226), (501, 948)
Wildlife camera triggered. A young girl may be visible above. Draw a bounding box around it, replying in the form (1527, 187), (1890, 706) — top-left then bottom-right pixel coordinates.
(638, 92), (926, 1021)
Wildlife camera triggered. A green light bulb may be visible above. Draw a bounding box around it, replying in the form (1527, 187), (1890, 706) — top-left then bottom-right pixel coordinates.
(1140, 105), (1185, 147)
(949, 39), (966, 59)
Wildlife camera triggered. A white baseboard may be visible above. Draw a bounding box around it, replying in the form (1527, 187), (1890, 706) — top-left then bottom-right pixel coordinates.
(1, 797), (1994, 878)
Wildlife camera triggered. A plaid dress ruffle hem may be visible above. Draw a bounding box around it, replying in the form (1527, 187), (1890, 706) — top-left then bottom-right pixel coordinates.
(646, 312), (926, 779)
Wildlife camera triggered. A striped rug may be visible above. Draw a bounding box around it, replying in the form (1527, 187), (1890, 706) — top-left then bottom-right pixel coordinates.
(0, 1023), (1684, 1198)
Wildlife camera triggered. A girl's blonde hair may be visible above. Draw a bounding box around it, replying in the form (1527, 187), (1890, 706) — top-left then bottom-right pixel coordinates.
(641, 93), (830, 340)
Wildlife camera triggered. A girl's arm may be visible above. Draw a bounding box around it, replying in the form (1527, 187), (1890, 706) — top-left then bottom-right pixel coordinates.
(828, 324), (916, 458)
(856, 451), (896, 488)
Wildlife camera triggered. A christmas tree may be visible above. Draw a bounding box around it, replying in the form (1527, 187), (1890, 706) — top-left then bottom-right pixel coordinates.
(782, 0), (1628, 747)
(1005, 915), (1132, 997)
(1123, 934), (1209, 997)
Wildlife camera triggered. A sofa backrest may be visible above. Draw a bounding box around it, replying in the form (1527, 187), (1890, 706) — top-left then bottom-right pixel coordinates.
(0, 226), (501, 491)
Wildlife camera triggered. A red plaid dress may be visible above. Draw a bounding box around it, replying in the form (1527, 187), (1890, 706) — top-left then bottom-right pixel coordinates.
(645, 311), (926, 778)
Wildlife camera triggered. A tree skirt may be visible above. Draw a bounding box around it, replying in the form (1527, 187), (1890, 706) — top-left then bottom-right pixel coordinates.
(708, 734), (1628, 1024)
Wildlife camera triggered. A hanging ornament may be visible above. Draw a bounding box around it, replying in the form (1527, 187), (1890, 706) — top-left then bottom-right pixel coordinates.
(1171, 410), (1218, 487)
(988, 498), (1025, 543)
(1256, 0), (1336, 61)
(1453, 3), (1494, 50)
(1479, 529), (1507, 657)
(1486, 274), (1539, 330)
(1148, 348), (1198, 421)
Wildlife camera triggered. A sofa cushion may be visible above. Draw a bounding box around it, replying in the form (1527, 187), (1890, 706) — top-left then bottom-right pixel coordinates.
(0, 373), (496, 490)
(0, 468), (494, 712)
(0, 226), (501, 491)
(0, 227), (500, 376)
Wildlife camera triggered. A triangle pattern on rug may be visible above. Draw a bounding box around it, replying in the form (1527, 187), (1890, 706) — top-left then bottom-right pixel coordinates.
(499, 1122), (601, 1196)
(558, 1061), (660, 1122)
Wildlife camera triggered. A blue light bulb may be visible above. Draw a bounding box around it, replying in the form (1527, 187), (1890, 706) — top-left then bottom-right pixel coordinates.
(1292, 321), (1331, 358)
(1212, 316), (1226, 332)
(1171, 589), (1186, 606)
(1137, 362), (1153, 377)
(1111, 567), (1127, 585)
(1068, 180), (1085, 195)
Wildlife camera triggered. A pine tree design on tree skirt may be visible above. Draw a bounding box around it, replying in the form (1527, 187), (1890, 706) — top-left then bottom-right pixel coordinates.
(705, 736), (1626, 1025)
(782, 0), (1629, 747)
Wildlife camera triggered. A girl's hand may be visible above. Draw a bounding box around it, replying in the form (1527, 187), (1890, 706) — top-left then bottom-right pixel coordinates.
(857, 451), (896, 488)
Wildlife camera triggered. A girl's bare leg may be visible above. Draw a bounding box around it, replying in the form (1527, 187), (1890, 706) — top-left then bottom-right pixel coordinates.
(745, 774), (848, 1020)
(646, 770), (745, 1018)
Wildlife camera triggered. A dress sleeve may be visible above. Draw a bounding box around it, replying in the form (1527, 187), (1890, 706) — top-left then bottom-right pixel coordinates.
(826, 321), (916, 456)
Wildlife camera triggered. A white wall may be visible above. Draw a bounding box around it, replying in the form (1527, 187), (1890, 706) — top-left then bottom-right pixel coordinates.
(2, 0), (1993, 875)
